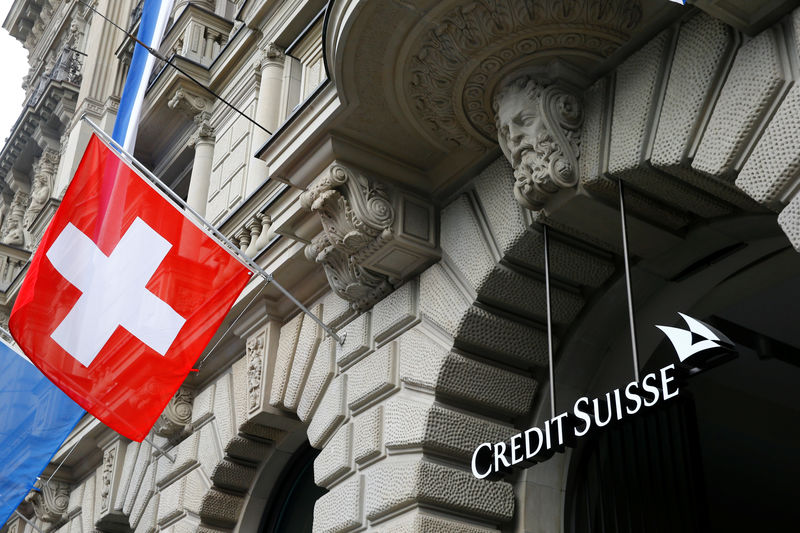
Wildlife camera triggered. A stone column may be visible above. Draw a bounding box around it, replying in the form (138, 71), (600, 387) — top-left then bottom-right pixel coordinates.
(188, 116), (215, 216)
(247, 43), (285, 196)
(168, 89), (215, 216)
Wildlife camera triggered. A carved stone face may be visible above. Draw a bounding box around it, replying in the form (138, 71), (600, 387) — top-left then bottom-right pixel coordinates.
(494, 76), (583, 210)
(495, 83), (546, 176)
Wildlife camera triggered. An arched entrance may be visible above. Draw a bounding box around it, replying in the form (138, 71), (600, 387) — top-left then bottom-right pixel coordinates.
(519, 218), (800, 532)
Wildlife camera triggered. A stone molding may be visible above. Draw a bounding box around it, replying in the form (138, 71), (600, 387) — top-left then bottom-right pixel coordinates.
(301, 162), (438, 312)
(494, 76), (584, 210)
(403, 0), (641, 149)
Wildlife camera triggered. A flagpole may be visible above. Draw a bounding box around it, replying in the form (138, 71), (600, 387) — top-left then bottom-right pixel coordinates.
(81, 116), (343, 345)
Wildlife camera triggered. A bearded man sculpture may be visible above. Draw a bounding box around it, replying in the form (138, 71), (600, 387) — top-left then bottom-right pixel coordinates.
(494, 76), (584, 211)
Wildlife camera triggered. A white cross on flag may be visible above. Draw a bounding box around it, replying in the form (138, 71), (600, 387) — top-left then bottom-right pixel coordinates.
(9, 134), (251, 441)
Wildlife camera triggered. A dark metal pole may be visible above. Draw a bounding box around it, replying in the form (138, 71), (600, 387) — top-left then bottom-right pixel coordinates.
(618, 180), (640, 382)
(543, 225), (556, 418)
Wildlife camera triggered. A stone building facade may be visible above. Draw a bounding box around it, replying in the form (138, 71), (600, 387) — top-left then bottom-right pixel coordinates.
(2, 0), (800, 532)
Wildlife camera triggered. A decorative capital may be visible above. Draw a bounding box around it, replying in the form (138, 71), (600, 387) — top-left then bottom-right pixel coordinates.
(494, 76), (584, 210)
(301, 162), (438, 311)
(260, 42), (285, 64)
(168, 88), (213, 118)
(153, 387), (194, 443)
(188, 112), (215, 147)
(26, 480), (69, 528)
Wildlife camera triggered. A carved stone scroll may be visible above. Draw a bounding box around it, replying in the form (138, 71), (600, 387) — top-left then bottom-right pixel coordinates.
(25, 480), (69, 530)
(301, 162), (438, 311)
(153, 386), (194, 443)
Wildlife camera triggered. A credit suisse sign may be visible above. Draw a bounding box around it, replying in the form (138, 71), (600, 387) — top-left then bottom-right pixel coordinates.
(471, 314), (736, 479)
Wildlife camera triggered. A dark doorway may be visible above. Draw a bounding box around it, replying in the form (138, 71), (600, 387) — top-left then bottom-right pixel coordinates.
(258, 444), (326, 533)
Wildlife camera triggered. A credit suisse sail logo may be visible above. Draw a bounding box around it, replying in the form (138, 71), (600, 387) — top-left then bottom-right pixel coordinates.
(471, 314), (736, 479)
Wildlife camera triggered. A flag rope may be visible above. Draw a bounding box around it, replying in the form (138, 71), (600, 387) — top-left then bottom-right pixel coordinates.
(76, 0), (273, 138)
(82, 116), (344, 345)
(43, 438), (80, 488)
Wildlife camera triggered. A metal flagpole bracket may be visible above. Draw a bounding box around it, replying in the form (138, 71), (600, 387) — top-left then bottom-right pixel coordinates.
(15, 511), (45, 533)
(144, 436), (176, 463)
(80, 116), (343, 346)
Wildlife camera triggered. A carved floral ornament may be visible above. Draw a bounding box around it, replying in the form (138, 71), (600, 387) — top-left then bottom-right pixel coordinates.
(494, 76), (584, 210)
(403, 0), (640, 149)
(301, 164), (398, 311)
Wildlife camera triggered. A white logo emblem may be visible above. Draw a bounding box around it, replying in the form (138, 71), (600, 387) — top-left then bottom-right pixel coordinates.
(656, 313), (734, 363)
(47, 218), (186, 367)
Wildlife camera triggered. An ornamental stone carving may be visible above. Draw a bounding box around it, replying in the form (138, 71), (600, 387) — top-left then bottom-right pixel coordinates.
(256, 42), (285, 70)
(402, 0), (641, 149)
(153, 386), (194, 443)
(301, 162), (438, 311)
(99, 446), (115, 513)
(302, 164), (396, 311)
(2, 191), (30, 247)
(24, 148), (59, 230)
(247, 335), (264, 412)
(168, 88), (212, 119)
(494, 76), (584, 210)
(25, 480), (69, 529)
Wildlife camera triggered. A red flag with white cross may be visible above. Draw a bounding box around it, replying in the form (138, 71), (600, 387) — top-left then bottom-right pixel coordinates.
(9, 134), (252, 441)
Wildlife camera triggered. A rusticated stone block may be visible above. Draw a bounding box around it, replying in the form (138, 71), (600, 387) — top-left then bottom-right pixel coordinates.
(372, 280), (418, 344)
(455, 306), (548, 369)
(307, 374), (348, 448)
(436, 351), (537, 417)
(383, 398), (515, 460)
(313, 475), (363, 533)
(269, 312), (304, 407)
(353, 405), (383, 465)
(364, 460), (514, 522)
(653, 13), (736, 168)
(737, 85), (800, 209)
(336, 312), (372, 367)
(321, 290), (357, 328)
(777, 194), (800, 251)
(609, 29), (729, 217)
(396, 329), (536, 417)
(314, 423), (353, 488)
(345, 343), (397, 412)
(419, 263), (471, 335)
(477, 265), (583, 324)
(284, 303), (323, 410)
(297, 335), (335, 422)
(224, 435), (271, 464)
(693, 27), (788, 178)
(441, 195), (496, 291)
(198, 488), (244, 529)
(210, 459), (257, 493)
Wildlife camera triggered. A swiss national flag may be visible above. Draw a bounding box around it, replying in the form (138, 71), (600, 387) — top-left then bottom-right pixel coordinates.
(9, 134), (252, 441)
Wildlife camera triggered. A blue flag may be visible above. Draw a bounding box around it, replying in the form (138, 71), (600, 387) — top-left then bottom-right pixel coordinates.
(112, 0), (175, 151)
(0, 338), (84, 526)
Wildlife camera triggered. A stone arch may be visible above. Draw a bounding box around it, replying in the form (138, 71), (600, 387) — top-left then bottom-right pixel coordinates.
(204, 6), (800, 533)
